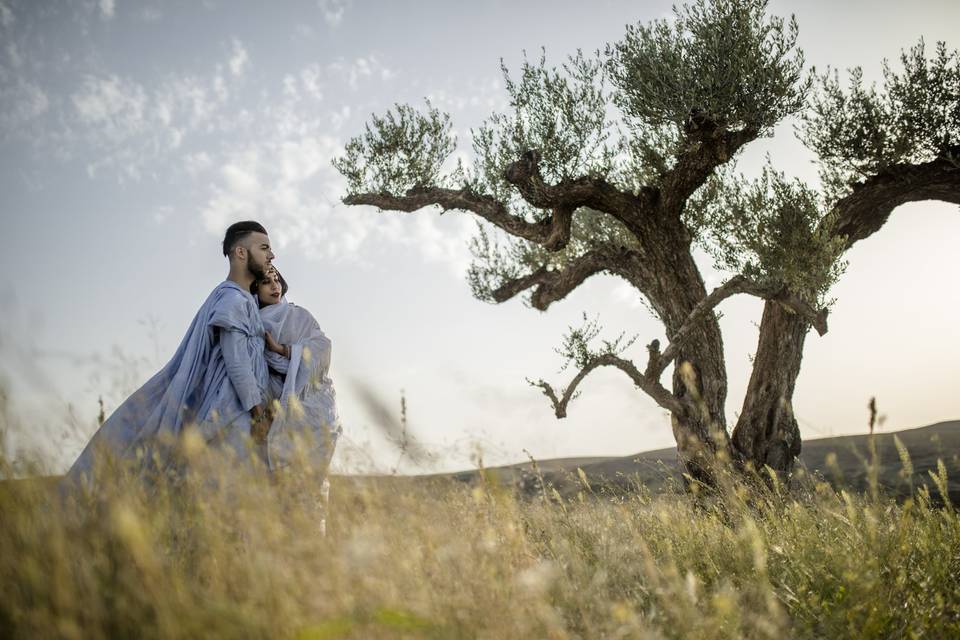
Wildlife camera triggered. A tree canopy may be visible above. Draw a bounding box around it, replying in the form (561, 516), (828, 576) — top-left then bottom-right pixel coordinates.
(334, 0), (960, 481)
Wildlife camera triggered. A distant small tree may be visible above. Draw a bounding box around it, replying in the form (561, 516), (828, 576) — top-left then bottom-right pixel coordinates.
(335, 0), (960, 485)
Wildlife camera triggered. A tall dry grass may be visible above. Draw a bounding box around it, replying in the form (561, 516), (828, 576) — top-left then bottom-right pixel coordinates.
(2, 430), (959, 640)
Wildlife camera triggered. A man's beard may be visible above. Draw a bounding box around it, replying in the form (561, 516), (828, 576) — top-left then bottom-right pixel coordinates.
(246, 254), (269, 281)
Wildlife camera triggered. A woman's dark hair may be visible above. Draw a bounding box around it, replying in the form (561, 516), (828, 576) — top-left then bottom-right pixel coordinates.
(251, 267), (289, 307)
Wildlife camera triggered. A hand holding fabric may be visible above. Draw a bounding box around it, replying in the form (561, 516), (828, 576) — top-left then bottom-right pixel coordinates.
(250, 404), (271, 444)
(265, 330), (284, 355)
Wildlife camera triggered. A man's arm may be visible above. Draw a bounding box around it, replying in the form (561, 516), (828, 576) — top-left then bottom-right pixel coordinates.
(220, 328), (264, 413)
(221, 328), (273, 443)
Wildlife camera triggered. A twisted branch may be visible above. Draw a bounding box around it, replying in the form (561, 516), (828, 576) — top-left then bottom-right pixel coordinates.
(646, 275), (828, 379)
(532, 353), (686, 418)
(503, 149), (650, 217)
(345, 148), (655, 252)
(825, 150), (960, 249)
(344, 185), (576, 250)
(660, 125), (760, 215)
(490, 246), (641, 310)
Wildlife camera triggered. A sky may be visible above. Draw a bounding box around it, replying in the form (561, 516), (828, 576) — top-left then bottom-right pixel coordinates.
(1, 0), (958, 475)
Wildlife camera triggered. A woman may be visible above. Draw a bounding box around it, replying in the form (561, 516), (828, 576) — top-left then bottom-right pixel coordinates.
(251, 268), (341, 530)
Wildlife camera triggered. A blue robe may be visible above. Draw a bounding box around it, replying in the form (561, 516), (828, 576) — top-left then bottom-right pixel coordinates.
(63, 280), (269, 489)
(260, 300), (341, 473)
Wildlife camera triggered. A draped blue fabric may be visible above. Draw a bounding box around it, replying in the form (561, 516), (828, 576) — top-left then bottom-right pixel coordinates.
(63, 280), (269, 489)
(260, 300), (341, 472)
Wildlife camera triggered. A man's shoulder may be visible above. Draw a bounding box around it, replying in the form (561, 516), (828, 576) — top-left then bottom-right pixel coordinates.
(212, 281), (254, 306)
(206, 281), (259, 327)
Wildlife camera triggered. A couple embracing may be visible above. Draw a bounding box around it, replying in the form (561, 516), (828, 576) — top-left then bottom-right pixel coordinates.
(63, 221), (341, 502)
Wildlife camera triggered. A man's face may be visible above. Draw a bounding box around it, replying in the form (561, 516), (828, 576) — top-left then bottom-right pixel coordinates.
(241, 232), (274, 280)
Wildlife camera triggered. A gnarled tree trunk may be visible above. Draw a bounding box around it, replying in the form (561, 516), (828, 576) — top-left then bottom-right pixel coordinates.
(731, 154), (960, 480)
(643, 234), (733, 484)
(732, 302), (807, 477)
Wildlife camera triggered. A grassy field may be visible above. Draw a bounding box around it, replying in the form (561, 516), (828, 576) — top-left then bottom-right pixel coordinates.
(2, 433), (959, 639)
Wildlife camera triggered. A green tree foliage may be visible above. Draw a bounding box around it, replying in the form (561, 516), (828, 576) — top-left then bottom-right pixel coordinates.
(802, 40), (960, 199)
(472, 50), (616, 200)
(338, 0), (837, 305)
(334, 102), (459, 194)
(689, 167), (847, 305)
(607, 0), (806, 186)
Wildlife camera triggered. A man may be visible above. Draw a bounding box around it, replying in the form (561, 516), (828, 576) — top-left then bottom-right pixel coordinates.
(63, 221), (276, 489)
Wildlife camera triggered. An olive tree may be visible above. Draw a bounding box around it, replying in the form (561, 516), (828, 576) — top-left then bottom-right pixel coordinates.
(334, 0), (960, 484)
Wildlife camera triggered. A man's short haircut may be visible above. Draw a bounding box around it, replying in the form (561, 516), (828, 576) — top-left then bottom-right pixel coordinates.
(222, 220), (267, 256)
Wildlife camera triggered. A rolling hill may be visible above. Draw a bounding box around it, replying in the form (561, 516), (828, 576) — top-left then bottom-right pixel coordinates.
(446, 420), (960, 502)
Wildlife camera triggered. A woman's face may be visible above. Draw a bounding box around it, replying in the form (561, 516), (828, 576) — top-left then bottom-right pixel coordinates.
(256, 270), (283, 306)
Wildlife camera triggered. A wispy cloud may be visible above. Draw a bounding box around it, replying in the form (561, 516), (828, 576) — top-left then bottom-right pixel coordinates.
(138, 6), (162, 22)
(184, 151), (212, 177)
(155, 72), (229, 130)
(1, 9), (470, 275)
(282, 63), (325, 102)
(318, 0), (351, 28)
(0, 2), (13, 28)
(99, 0), (116, 20)
(220, 155), (262, 197)
(6, 41), (22, 67)
(228, 38), (248, 77)
(326, 55), (393, 91)
(57, 56), (238, 178)
(199, 134), (360, 260)
(424, 76), (505, 113)
(72, 74), (148, 140)
(191, 52), (475, 272)
(0, 77), (49, 132)
(391, 214), (477, 277)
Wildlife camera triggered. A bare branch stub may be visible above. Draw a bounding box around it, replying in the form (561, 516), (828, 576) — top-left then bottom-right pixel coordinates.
(768, 290), (829, 337)
(737, 280), (829, 337)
